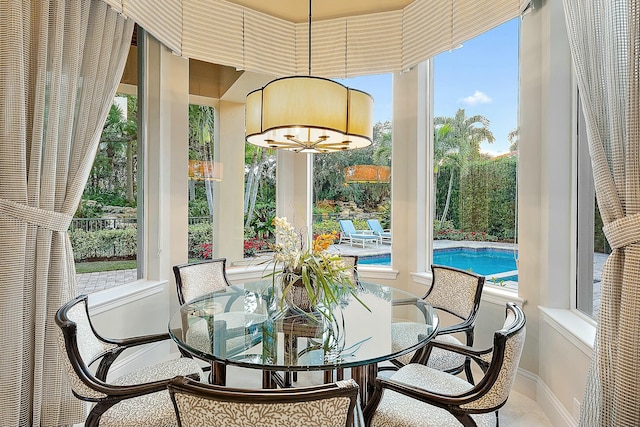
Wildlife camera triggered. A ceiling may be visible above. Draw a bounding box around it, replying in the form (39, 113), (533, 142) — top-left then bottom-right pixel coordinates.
(224, 0), (415, 23)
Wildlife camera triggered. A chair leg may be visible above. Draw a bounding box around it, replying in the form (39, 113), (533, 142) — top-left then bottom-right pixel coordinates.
(284, 371), (292, 387)
(464, 357), (475, 385)
(211, 361), (226, 385)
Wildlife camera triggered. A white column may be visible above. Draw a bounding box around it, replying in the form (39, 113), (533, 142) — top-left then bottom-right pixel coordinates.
(277, 151), (312, 235)
(143, 33), (189, 288)
(215, 100), (246, 261)
(392, 67), (422, 291)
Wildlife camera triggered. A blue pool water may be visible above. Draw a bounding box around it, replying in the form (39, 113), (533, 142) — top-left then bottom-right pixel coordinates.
(360, 248), (518, 280)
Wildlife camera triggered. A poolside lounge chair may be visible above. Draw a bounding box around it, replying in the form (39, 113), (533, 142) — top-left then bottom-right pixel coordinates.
(366, 219), (392, 244)
(338, 219), (379, 248)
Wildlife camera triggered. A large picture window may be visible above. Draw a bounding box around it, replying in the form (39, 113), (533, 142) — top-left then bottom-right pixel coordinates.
(187, 104), (218, 261)
(312, 75), (393, 267)
(576, 97), (607, 319)
(71, 85), (140, 295)
(431, 18), (520, 289)
(243, 145), (276, 259)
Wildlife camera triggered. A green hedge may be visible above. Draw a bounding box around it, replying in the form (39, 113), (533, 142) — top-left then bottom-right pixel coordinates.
(69, 227), (137, 261)
(70, 223), (215, 261)
(457, 157), (517, 241)
(188, 222), (213, 258)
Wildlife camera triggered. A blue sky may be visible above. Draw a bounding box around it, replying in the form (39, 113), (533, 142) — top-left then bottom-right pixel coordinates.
(337, 18), (520, 156)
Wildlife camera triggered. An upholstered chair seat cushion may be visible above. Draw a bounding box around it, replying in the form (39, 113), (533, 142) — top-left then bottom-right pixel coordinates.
(422, 335), (467, 371)
(98, 390), (177, 427)
(97, 359), (203, 427)
(370, 364), (495, 427)
(392, 324), (466, 369)
(110, 358), (203, 385)
(391, 322), (425, 364)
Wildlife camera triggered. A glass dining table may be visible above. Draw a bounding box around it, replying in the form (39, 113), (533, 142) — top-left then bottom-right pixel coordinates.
(168, 279), (439, 405)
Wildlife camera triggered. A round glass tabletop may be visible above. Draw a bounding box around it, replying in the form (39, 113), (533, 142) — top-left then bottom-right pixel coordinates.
(168, 280), (439, 372)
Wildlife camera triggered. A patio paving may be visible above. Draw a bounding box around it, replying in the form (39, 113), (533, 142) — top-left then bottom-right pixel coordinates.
(77, 268), (138, 295)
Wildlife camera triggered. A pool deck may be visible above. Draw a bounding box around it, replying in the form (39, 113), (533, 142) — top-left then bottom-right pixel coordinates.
(77, 239), (603, 317)
(75, 240), (522, 294)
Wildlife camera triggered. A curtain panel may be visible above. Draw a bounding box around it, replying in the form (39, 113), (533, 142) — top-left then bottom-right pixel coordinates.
(563, 0), (640, 425)
(0, 1), (133, 425)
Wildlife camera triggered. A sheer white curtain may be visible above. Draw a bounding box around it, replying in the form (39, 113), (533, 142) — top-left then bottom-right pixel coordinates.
(0, 1), (133, 425)
(563, 0), (640, 425)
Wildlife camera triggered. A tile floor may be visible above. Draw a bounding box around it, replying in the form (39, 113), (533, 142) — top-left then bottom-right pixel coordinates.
(222, 365), (554, 427)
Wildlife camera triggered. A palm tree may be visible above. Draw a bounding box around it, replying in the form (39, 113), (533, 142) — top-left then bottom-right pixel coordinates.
(188, 105), (215, 215)
(433, 123), (453, 220)
(434, 109), (495, 222)
(372, 121), (392, 166)
(244, 144), (276, 229)
(508, 127), (519, 152)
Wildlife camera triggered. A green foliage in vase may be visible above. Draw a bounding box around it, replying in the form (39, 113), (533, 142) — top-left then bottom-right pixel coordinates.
(265, 217), (369, 315)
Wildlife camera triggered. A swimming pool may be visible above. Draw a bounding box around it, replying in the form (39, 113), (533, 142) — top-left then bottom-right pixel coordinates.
(359, 247), (518, 281)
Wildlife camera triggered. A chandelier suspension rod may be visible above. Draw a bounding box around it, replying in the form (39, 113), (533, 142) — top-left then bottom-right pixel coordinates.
(308, 0), (312, 76)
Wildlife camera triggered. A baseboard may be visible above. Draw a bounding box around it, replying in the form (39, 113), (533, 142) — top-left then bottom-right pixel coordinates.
(513, 368), (577, 427)
(537, 379), (577, 427)
(106, 340), (171, 381)
(514, 367), (538, 400)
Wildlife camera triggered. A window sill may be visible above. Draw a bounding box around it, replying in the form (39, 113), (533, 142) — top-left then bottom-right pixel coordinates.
(226, 262), (400, 283)
(359, 266), (399, 281)
(226, 264), (269, 284)
(88, 279), (167, 314)
(482, 285), (526, 306)
(539, 306), (595, 357)
(410, 271), (432, 287)
(410, 272), (526, 305)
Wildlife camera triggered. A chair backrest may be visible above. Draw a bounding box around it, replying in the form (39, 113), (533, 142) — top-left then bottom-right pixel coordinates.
(424, 264), (484, 321)
(462, 302), (526, 412)
(340, 255), (359, 285)
(169, 376), (360, 427)
(173, 258), (231, 305)
(338, 220), (356, 236)
(55, 294), (117, 400)
(366, 219), (383, 234)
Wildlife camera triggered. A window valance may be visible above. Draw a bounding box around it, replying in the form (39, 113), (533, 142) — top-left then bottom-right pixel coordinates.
(104, 0), (525, 77)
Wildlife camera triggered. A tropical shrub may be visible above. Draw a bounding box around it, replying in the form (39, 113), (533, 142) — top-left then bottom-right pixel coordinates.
(434, 219), (455, 233)
(313, 220), (341, 235)
(74, 199), (104, 219)
(433, 228), (498, 242)
(188, 222), (213, 258)
(244, 238), (270, 257)
(70, 227), (137, 261)
(434, 156), (518, 241)
(196, 243), (213, 259)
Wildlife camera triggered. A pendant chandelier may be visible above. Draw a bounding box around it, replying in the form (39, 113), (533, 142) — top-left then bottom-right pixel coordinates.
(245, 0), (374, 154)
(344, 165), (391, 184)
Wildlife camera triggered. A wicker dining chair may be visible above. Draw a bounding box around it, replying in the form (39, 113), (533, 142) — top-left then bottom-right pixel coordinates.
(364, 302), (526, 427)
(168, 375), (364, 427)
(389, 264), (485, 383)
(55, 294), (203, 427)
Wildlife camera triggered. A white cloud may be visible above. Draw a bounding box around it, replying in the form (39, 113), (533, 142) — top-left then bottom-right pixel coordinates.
(459, 90), (492, 106)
